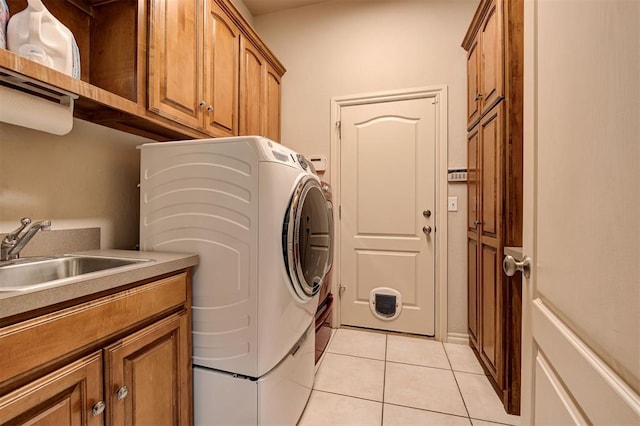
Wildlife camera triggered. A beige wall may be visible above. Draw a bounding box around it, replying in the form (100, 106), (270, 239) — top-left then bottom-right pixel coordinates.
(253, 0), (478, 337)
(230, 0), (256, 27)
(0, 120), (150, 250)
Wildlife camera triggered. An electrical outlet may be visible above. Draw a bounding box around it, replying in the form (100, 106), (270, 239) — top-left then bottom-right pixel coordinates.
(448, 197), (458, 212)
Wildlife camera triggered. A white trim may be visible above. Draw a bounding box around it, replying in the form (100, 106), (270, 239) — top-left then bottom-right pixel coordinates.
(446, 332), (470, 345)
(329, 85), (449, 341)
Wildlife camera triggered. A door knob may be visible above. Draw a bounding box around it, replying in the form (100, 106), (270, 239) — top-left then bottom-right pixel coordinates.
(422, 225), (432, 235)
(503, 255), (531, 279)
(423, 210), (431, 218)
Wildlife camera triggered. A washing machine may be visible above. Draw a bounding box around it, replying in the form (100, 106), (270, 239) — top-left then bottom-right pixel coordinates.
(139, 136), (333, 425)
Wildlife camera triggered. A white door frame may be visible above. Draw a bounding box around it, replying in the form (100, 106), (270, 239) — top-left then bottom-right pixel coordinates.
(330, 85), (449, 341)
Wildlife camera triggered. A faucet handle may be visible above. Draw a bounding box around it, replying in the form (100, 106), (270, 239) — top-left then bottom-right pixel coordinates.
(5, 218), (32, 241)
(31, 220), (52, 231)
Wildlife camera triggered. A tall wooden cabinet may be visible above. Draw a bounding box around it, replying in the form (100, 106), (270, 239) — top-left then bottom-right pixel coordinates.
(463, 0), (523, 415)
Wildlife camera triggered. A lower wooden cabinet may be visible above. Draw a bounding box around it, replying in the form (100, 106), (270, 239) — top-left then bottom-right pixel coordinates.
(0, 352), (104, 425)
(0, 271), (192, 426)
(105, 312), (190, 426)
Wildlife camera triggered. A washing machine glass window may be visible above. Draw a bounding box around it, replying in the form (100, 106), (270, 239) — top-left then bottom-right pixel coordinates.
(283, 176), (332, 301)
(326, 200), (334, 273)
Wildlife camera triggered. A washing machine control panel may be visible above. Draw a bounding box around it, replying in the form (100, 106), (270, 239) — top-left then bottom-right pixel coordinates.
(259, 138), (314, 173)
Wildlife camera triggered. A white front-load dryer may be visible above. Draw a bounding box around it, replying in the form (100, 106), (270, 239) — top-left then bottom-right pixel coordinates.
(139, 136), (332, 424)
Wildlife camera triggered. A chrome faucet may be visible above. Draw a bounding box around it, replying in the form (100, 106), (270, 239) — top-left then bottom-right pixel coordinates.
(1, 217), (52, 261)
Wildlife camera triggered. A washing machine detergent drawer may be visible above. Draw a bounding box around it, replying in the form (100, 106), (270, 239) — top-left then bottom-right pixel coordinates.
(194, 324), (314, 425)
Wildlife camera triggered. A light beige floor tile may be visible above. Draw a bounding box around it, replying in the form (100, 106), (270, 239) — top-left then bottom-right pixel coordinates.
(383, 404), (472, 425)
(455, 372), (520, 425)
(327, 328), (387, 360)
(314, 353), (385, 401)
(471, 420), (512, 426)
(444, 343), (485, 374)
(384, 362), (468, 417)
(315, 328), (338, 374)
(387, 335), (450, 369)
(298, 390), (382, 426)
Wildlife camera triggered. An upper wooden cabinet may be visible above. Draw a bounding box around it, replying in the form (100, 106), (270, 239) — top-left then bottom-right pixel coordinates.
(0, 0), (285, 141)
(147, 0), (284, 139)
(147, 0), (238, 137)
(204, 0), (240, 136)
(148, 0), (203, 130)
(265, 63), (283, 141)
(239, 36), (282, 141)
(240, 37), (265, 137)
(463, 0), (504, 130)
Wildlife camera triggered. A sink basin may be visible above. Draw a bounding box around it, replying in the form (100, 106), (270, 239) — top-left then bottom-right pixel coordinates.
(0, 256), (151, 292)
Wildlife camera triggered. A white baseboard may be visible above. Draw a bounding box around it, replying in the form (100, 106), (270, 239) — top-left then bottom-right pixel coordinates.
(446, 332), (469, 345)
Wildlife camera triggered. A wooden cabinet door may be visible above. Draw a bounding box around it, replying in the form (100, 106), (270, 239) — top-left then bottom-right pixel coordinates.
(104, 312), (191, 426)
(467, 238), (480, 348)
(467, 37), (481, 129)
(239, 36), (266, 137)
(478, 104), (504, 387)
(265, 63), (282, 141)
(0, 352), (103, 425)
(479, 0), (504, 113)
(148, 0), (203, 130)
(467, 128), (480, 348)
(204, 0), (239, 136)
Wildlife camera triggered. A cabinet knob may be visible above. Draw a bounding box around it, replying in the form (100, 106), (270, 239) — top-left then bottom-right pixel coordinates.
(92, 400), (106, 416)
(473, 220), (481, 226)
(207, 105), (214, 112)
(199, 101), (207, 109)
(116, 385), (129, 400)
(474, 93), (483, 101)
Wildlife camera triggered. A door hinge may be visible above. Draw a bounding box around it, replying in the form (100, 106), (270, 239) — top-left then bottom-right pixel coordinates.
(338, 283), (346, 296)
(336, 120), (341, 139)
(339, 204), (341, 219)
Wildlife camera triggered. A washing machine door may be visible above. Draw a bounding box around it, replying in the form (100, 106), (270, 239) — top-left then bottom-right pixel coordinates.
(283, 176), (332, 302)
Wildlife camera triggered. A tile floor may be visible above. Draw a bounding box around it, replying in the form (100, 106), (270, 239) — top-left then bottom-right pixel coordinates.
(299, 328), (520, 426)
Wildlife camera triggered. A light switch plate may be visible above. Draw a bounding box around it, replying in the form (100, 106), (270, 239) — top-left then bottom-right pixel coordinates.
(448, 197), (458, 212)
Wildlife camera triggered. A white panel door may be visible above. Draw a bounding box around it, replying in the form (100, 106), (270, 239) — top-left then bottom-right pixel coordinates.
(521, 0), (640, 423)
(340, 97), (436, 335)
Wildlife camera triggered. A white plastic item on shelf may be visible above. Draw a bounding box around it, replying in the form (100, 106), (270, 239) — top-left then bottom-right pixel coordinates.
(0, 0), (9, 49)
(7, 0), (79, 78)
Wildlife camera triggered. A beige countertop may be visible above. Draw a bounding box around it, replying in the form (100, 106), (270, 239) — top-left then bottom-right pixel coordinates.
(0, 249), (199, 321)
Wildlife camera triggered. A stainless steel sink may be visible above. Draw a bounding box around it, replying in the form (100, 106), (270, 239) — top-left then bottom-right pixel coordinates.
(0, 256), (151, 292)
